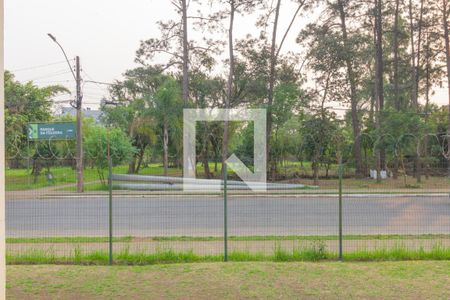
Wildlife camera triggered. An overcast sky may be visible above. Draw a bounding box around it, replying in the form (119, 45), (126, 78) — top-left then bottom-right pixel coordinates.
(5, 0), (447, 110)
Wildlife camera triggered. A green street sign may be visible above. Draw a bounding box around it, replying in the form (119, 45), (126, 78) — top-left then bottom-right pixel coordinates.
(27, 122), (76, 140)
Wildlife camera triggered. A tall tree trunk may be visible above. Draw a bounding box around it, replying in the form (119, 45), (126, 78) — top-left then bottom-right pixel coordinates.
(443, 0), (450, 177)
(202, 144), (212, 179)
(392, 2), (401, 177)
(312, 158), (319, 185)
(393, 0), (400, 111)
(337, 0), (363, 177)
(202, 123), (212, 178)
(409, 0), (418, 109)
(222, 1), (235, 178)
(181, 0), (189, 105)
(267, 0), (281, 179)
(127, 126), (136, 174)
(374, 0), (385, 182)
(163, 121), (169, 176)
(266, 0), (305, 179)
(415, 3), (426, 184)
(136, 147), (145, 173)
(128, 157), (136, 174)
(415, 0), (425, 108)
(424, 32), (431, 179)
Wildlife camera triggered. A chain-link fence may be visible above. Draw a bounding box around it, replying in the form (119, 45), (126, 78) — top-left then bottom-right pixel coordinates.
(5, 131), (450, 263)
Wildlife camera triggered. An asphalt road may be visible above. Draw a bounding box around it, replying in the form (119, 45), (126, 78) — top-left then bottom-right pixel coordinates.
(6, 194), (450, 237)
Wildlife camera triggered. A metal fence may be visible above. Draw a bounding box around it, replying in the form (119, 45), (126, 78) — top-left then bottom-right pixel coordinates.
(5, 136), (450, 264)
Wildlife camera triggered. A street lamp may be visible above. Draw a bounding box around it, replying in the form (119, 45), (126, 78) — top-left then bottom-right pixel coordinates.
(47, 34), (76, 81)
(48, 33), (84, 192)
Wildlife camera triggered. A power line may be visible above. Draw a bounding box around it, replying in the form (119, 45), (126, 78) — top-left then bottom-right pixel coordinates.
(81, 70), (115, 88)
(24, 70), (73, 81)
(31, 79), (72, 85)
(84, 80), (117, 86)
(10, 59), (75, 72)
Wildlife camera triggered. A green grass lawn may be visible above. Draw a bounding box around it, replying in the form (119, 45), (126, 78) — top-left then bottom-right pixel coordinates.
(5, 162), (227, 191)
(5, 163), (184, 191)
(6, 161), (450, 192)
(6, 261), (450, 299)
(6, 242), (450, 265)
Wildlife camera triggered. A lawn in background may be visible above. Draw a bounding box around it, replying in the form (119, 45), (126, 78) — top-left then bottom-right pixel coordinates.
(6, 261), (450, 299)
(5, 163), (183, 191)
(6, 161), (450, 191)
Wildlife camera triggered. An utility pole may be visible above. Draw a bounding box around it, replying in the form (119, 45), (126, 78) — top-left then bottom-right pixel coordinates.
(75, 56), (84, 192)
(48, 34), (84, 192)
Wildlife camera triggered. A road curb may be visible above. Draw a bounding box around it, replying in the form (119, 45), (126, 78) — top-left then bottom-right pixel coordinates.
(37, 193), (450, 199)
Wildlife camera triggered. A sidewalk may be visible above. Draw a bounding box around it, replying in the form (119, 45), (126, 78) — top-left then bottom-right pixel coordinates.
(6, 183), (77, 200)
(6, 181), (450, 200)
(10, 188), (450, 200)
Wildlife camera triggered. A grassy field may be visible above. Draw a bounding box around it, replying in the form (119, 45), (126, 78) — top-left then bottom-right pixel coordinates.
(5, 163), (183, 191)
(6, 243), (450, 265)
(6, 261), (450, 299)
(5, 162), (224, 191)
(6, 161), (450, 191)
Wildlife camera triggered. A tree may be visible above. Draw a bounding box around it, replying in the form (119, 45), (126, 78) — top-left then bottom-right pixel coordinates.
(135, 1), (189, 104)
(301, 111), (340, 185)
(269, 78), (305, 176)
(136, 1), (221, 106)
(377, 109), (426, 184)
(102, 101), (156, 174)
(153, 78), (183, 176)
(262, 0), (307, 176)
(190, 71), (225, 178)
(408, 0), (426, 109)
(441, 0), (450, 175)
(392, 0), (401, 111)
(374, 0), (385, 181)
(218, 0), (264, 177)
(104, 67), (163, 174)
(84, 126), (135, 184)
(4, 71), (68, 165)
(299, 0), (370, 177)
(336, 0), (364, 177)
(181, 0), (189, 104)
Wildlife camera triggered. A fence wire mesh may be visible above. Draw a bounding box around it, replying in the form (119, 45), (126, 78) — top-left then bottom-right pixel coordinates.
(5, 130), (450, 263)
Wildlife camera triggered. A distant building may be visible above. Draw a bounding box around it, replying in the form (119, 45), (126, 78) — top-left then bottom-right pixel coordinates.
(60, 107), (103, 123)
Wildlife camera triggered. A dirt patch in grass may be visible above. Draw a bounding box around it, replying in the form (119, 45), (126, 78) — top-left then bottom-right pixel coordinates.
(6, 261), (450, 299)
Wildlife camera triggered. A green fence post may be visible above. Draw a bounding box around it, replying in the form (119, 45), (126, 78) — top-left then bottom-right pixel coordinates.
(338, 162), (343, 261)
(108, 155), (113, 265)
(224, 162), (228, 262)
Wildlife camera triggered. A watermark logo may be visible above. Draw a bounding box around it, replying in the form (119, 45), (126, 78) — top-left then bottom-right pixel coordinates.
(183, 108), (266, 191)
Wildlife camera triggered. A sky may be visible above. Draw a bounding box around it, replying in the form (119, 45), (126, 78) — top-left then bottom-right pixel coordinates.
(5, 0), (448, 111)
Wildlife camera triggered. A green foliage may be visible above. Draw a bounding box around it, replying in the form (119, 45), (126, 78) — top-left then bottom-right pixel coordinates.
(102, 66), (165, 174)
(233, 123), (254, 166)
(300, 111), (340, 180)
(84, 126), (136, 183)
(5, 0), (450, 182)
(152, 78), (184, 169)
(5, 71), (69, 158)
(8, 243), (450, 265)
(152, 79), (183, 124)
